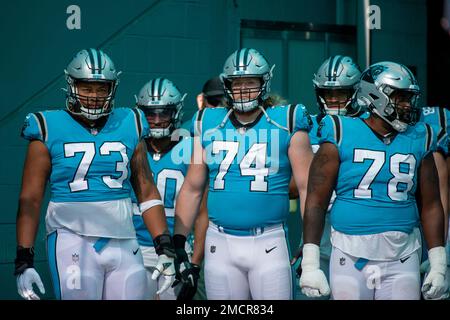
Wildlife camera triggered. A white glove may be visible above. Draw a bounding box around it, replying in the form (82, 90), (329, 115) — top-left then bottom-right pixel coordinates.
(422, 246), (449, 300)
(299, 243), (330, 298)
(16, 268), (45, 300)
(152, 254), (176, 295)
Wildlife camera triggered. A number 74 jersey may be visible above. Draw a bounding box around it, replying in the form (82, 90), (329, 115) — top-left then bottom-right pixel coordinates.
(21, 108), (148, 202)
(318, 115), (436, 235)
(192, 105), (312, 229)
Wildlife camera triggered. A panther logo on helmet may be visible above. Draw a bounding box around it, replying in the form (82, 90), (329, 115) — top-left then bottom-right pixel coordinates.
(356, 61), (420, 132)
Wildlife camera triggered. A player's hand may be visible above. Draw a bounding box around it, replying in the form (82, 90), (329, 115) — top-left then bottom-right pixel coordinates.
(299, 243), (330, 298)
(152, 234), (176, 295)
(152, 254), (176, 295)
(16, 268), (45, 300)
(172, 234), (200, 300)
(173, 263), (201, 301)
(15, 246), (45, 300)
(422, 247), (448, 300)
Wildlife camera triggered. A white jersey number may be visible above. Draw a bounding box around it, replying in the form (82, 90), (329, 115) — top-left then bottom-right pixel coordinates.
(213, 141), (269, 192)
(157, 169), (185, 215)
(353, 149), (415, 200)
(64, 142), (129, 192)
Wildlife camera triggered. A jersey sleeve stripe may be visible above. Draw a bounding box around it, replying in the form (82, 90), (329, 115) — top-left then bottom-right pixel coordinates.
(34, 112), (47, 142)
(131, 108), (143, 138)
(437, 107), (447, 143)
(330, 115), (342, 146)
(425, 123), (433, 152)
(288, 104), (296, 134)
(195, 108), (206, 136)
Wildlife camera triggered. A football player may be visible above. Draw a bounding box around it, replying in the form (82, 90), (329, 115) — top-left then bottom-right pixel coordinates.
(132, 78), (208, 300)
(292, 55), (362, 300)
(300, 61), (448, 300)
(173, 48), (314, 300)
(420, 106), (449, 238)
(15, 49), (175, 300)
(419, 105), (450, 297)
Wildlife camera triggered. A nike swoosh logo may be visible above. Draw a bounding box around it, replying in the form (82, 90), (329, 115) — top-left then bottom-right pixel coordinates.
(133, 249), (139, 255)
(265, 246), (277, 254)
(400, 256), (410, 263)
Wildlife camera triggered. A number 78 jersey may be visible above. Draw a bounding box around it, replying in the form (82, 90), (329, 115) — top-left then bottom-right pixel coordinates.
(318, 115), (436, 235)
(192, 105), (312, 230)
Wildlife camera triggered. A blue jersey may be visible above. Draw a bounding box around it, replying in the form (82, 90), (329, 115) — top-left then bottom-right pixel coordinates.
(132, 137), (192, 246)
(192, 104), (312, 229)
(21, 108), (148, 202)
(420, 106), (449, 156)
(310, 112), (369, 150)
(319, 115), (436, 235)
(309, 115), (321, 152)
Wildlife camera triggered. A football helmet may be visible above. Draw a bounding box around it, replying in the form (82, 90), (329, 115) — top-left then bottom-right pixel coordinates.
(65, 48), (120, 120)
(356, 61), (420, 132)
(220, 48), (275, 112)
(313, 55), (361, 116)
(136, 78), (186, 138)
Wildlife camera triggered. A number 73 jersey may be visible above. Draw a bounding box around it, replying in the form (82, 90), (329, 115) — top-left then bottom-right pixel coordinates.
(192, 105), (312, 229)
(318, 115), (436, 235)
(21, 108), (148, 202)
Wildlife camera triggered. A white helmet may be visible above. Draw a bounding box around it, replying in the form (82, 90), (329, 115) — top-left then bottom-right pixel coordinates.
(65, 48), (120, 120)
(313, 55), (361, 116)
(220, 48), (275, 112)
(136, 78), (186, 138)
(356, 61), (420, 132)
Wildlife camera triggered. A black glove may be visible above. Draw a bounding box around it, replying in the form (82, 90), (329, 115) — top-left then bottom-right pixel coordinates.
(153, 233), (176, 258)
(14, 246), (35, 276)
(176, 263), (201, 301)
(173, 234), (190, 265)
(171, 234), (200, 300)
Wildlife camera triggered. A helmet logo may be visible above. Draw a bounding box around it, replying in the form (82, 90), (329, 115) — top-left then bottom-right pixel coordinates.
(370, 65), (387, 80)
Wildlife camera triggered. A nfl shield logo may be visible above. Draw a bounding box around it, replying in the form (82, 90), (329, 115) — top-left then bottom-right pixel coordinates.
(210, 245), (216, 253)
(340, 257), (346, 266)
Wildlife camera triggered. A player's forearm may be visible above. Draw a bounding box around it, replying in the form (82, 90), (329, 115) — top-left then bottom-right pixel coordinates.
(420, 153), (446, 248)
(298, 182), (308, 218)
(191, 236), (205, 265)
(16, 198), (41, 247)
(191, 206), (208, 265)
(302, 201), (327, 245)
(142, 205), (170, 238)
(434, 152), (448, 238)
(421, 202), (446, 249)
(174, 188), (203, 236)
